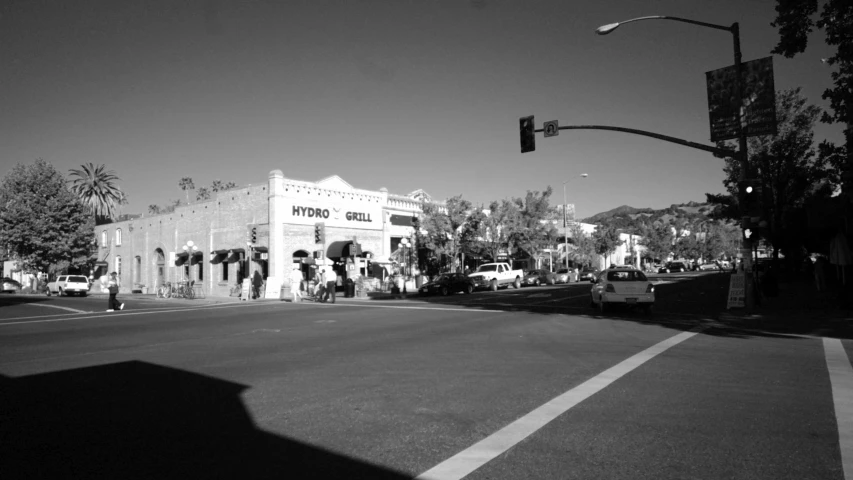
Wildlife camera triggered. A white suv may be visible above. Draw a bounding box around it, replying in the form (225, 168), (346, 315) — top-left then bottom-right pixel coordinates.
(47, 275), (91, 297)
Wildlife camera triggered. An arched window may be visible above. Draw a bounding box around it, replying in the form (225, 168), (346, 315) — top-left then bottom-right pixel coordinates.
(101, 230), (107, 248)
(116, 229), (122, 246)
(115, 256), (122, 277)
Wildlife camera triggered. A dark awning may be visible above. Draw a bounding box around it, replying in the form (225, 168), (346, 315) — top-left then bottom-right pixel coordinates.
(226, 248), (245, 263)
(326, 240), (353, 258)
(210, 249), (229, 256)
(253, 246), (268, 253)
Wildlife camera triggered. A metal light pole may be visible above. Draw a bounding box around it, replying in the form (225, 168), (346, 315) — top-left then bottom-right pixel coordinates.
(182, 240), (199, 285)
(563, 173), (588, 272)
(597, 15), (753, 307)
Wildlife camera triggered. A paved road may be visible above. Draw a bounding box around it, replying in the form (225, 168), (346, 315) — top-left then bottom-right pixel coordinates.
(1, 276), (851, 479)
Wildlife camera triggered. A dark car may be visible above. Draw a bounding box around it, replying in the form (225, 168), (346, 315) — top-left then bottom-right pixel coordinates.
(658, 261), (688, 273)
(1, 277), (22, 293)
(522, 269), (556, 286)
(578, 268), (597, 282)
(419, 273), (475, 296)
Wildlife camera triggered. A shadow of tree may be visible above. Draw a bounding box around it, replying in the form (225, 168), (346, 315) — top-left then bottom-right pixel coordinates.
(1, 361), (411, 480)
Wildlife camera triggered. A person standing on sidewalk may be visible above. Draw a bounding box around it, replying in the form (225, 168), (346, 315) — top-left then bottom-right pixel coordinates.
(106, 272), (124, 312)
(323, 266), (338, 304)
(290, 266), (304, 303)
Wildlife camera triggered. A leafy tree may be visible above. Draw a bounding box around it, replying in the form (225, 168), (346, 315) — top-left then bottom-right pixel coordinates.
(591, 224), (623, 268)
(148, 204), (162, 215)
(507, 187), (557, 263)
(68, 163), (123, 224)
(711, 89), (835, 259)
(1, 159), (95, 275)
(211, 180), (238, 192)
(474, 199), (515, 264)
(416, 195), (474, 271)
(771, 0), (852, 194)
(178, 177), (195, 202)
(568, 223), (596, 268)
(638, 222), (673, 263)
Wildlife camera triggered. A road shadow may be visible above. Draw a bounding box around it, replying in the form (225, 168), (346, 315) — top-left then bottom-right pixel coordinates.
(0, 294), (53, 309)
(352, 273), (851, 340)
(0, 361), (410, 480)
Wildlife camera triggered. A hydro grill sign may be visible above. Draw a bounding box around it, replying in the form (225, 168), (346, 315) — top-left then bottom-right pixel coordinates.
(288, 203), (381, 229)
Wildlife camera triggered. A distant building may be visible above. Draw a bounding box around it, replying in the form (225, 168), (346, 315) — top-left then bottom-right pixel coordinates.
(93, 171), (440, 296)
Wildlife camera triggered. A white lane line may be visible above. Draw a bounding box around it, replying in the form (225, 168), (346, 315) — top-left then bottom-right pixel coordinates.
(314, 303), (508, 314)
(24, 303), (86, 314)
(824, 338), (853, 480)
(416, 328), (703, 480)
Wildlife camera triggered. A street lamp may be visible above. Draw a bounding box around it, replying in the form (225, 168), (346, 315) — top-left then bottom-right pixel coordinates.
(563, 173), (588, 272)
(596, 14), (754, 306)
(182, 240), (199, 285)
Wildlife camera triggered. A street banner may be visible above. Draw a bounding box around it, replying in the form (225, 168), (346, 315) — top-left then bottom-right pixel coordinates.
(706, 56), (776, 142)
(726, 273), (745, 309)
(563, 204), (575, 228)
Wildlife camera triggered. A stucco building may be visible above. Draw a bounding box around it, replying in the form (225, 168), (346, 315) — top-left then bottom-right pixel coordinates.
(94, 171), (437, 296)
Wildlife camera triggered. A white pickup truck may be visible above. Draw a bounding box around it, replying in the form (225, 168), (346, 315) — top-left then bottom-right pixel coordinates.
(468, 263), (524, 291)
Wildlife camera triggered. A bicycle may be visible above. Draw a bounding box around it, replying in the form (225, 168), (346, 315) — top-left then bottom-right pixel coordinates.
(156, 282), (172, 298)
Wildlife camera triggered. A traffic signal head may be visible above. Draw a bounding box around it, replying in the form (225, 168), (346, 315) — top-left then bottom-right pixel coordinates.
(519, 115), (535, 153)
(251, 227), (257, 244)
(314, 223), (325, 244)
(738, 179), (762, 217)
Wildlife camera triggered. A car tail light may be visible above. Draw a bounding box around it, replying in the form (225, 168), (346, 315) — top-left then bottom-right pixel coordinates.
(605, 284), (615, 293)
(646, 284), (655, 293)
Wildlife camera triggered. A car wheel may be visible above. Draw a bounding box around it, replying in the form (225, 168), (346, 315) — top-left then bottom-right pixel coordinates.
(599, 299), (607, 313)
(643, 304), (653, 314)
(59, 288), (64, 297)
(590, 294), (596, 308)
(534, 279), (540, 286)
(513, 277), (521, 289)
(490, 279), (498, 291)
(440, 286), (449, 296)
(465, 284), (473, 294)
(46, 289), (51, 297)
(548, 277), (555, 285)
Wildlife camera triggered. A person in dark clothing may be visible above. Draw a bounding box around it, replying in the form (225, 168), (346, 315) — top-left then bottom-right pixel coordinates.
(252, 270), (264, 299)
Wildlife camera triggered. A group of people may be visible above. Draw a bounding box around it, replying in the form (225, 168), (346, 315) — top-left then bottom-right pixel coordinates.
(290, 265), (337, 303)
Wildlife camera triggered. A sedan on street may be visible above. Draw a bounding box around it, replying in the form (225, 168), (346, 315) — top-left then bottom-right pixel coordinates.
(1, 277), (22, 293)
(578, 268), (597, 282)
(554, 269), (571, 284)
(590, 268), (655, 313)
(522, 269), (556, 286)
(419, 273), (475, 296)
(658, 261), (688, 273)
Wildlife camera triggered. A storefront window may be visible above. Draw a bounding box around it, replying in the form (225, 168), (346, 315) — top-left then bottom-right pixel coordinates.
(222, 262), (229, 282)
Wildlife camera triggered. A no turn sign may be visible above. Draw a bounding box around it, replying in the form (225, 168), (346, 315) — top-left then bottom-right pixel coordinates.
(544, 120), (559, 137)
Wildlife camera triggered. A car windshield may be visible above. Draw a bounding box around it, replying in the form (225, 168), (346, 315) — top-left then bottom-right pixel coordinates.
(476, 265), (497, 272)
(436, 274), (452, 281)
(69, 276), (88, 282)
(557, 269), (568, 274)
(606, 271), (648, 282)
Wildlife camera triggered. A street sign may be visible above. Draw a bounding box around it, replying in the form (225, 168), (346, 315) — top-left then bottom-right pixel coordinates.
(544, 120), (559, 137)
(726, 273), (746, 309)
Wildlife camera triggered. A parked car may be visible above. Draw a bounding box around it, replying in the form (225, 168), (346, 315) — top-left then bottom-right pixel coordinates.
(578, 268), (597, 282)
(522, 269), (556, 286)
(468, 263), (524, 291)
(590, 268), (655, 313)
(419, 273), (475, 296)
(46, 275), (91, 297)
(658, 261), (688, 273)
(1, 277), (22, 293)
(554, 269), (571, 283)
(699, 262), (723, 271)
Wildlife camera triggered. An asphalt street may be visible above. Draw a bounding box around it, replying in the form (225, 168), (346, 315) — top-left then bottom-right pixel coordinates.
(1, 274), (851, 479)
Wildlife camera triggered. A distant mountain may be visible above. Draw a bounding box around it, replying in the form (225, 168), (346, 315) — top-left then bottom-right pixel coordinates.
(581, 201), (719, 232)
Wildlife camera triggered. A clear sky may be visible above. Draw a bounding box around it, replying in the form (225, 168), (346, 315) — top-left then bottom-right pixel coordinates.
(1, 0), (842, 220)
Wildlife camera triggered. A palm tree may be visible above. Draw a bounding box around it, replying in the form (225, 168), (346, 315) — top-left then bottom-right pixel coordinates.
(178, 177), (195, 203)
(196, 186), (210, 201)
(68, 163), (122, 223)
(148, 204), (161, 215)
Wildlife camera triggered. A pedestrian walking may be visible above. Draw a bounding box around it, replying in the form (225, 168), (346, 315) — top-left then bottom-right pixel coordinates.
(290, 266), (304, 303)
(323, 266), (338, 304)
(106, 272), (123, 312)
(315, 268), (326, 302)
(252, 270), (264, 299)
